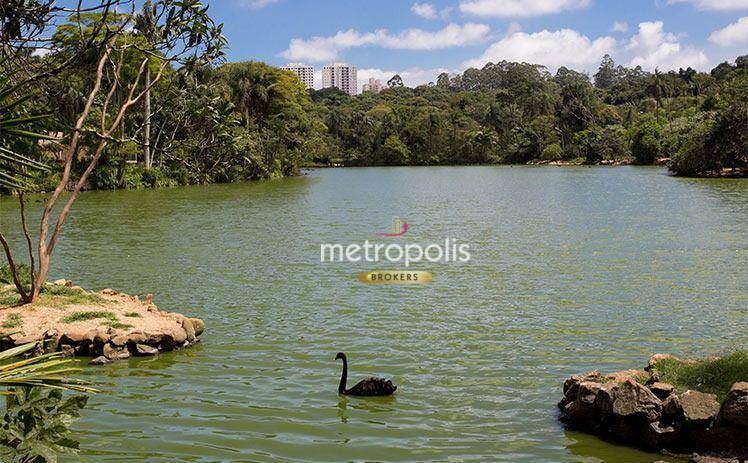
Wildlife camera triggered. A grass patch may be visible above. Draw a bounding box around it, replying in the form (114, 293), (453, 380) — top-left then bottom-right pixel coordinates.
(102, 321), (133, 330)
(0, 289), (20, 307)
(1, 265), (107, 307)
(652, 350), (748, 402)
(61, 311), (116, 323)
(123, 311), (141, 318)
(40, 284), (106, 305)
(1, 313), (22, 329)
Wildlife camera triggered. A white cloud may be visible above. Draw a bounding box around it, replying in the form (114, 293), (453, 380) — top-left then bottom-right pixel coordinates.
(612, 21), (629, 33)
(463, 28), (615, 72)
(282, 23), (491, 63)
(459, 0), (591, 18)
(667, 0), (748, 10)
(240, 0), (280, 9)
(412, 2), (438, 19)
(358, 67), (454, 88)
(627, 21), (708, 70)
(708, 16), (748, 46)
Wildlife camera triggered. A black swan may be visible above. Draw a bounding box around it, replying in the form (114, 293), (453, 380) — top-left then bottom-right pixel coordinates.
(335, 352), (397, 396)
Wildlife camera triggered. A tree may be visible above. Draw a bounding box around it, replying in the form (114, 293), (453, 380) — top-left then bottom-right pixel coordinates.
(594, 54), (618, 89)
(631, 119), (662, 164)
(0, 1), (225, 302)
(436, 72), (450, 89)
(387, 74), (404, 88)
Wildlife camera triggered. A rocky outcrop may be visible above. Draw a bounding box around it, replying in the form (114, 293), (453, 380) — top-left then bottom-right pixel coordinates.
(0, 283), (205, 364)
(721, 382), (748, 428)
(559, 361), (747, 461)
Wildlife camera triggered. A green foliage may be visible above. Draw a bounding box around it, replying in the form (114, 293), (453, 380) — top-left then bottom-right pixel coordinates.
(0, 67), (51, 191)
(60, 311), (116, 323)
(1, 314), (22, 329)
(631, 119), (662, 164)
(0, 387), (88, 463)
(541, 143), (564, 161)
(669, 73), (747, 176)
(0, 341), (96, 462)
(102, 321), (133, 330)
(381, 135), (410, 165)
(123, 311), (141, 318)
(651, 350), (748, 402)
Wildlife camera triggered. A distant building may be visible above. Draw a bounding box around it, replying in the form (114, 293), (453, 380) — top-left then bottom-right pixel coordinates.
(362, 78), (385, 94)
(281, 63), (314, 89)
(322, 63), (358, 96)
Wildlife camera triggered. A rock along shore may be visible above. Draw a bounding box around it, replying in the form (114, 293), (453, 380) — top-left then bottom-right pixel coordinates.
(558, 356), (747, 462)
(0, 281), (205, 365)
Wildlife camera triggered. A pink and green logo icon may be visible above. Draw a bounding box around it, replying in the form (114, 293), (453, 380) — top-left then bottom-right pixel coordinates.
(377, 217), (409, 237)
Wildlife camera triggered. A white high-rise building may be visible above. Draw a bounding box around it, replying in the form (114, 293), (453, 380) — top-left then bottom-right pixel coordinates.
(322, 63), (358, 96)
(281, 63), (314, 89)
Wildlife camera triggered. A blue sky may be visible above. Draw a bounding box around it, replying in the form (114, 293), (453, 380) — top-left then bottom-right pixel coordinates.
(205, 0), (748, 87)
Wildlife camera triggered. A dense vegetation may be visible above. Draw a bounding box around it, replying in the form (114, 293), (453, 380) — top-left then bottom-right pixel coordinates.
(5, 19), (747, 193)
(311, 56), (747, 176)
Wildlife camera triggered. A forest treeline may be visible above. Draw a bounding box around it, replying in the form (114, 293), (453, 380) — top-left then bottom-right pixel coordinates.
(5, 11), (747, 192)
(312, 55), (747, 176)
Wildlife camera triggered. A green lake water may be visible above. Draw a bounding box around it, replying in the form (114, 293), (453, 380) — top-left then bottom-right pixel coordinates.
(0, 166), (746, 462)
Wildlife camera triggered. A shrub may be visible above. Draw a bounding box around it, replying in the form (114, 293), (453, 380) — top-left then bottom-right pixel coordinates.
(652, 350), (748, 402)
(541, 143), (564, 161)
(631, 119), (662, 164)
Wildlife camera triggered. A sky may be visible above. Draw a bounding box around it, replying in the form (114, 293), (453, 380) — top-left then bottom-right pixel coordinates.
(204, 0), (748, 88)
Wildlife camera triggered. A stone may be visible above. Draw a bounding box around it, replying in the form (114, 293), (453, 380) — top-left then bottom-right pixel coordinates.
(562, 399), (597, 423)
(10, 333), (39, 345)
(182, 318), (196, 342)
(720, 382), (748, 428)
(663, 394), (683, 418)
(680, 390), (720, 425)
(189, 318), (205, 336)
(59, 345), (75, 358)
(100, 288), (117, 296)
(604, 369), (647, 384)
(53, 279), (67, 286)
(103, 343), (119, 360)
(90, 356), (111, 365)
(135, 344), (158, 356)
(84, 328), (109, 344)
(649, 382), (675, 400)
(59, 328), (87, 344)
(110, 334), (128, 347)
(643, 421), (680, 448)
(609, 380), (662, 422)
(578, 381), (603, 405)
(127, 331), (148, 344)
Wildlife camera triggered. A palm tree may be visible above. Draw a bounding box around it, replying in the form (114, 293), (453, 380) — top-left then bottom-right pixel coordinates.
(236, 69), (278, 128)
(0, 77), (51, 191)
(0, 342), (96, 393)
(0, 67), (52, 303)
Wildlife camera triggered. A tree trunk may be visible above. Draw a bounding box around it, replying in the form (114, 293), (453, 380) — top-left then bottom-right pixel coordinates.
(144, 65), (152, 169)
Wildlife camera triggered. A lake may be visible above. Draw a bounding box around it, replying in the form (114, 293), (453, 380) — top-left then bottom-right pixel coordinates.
(1, 166), (746, 462)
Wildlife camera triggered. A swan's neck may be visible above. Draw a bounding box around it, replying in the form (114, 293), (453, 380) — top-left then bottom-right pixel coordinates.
(338, 357), (347, 394)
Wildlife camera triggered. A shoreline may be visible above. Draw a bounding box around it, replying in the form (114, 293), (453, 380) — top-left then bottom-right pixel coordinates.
(0, 281), (204, 365)
(558, 353), (748, 462)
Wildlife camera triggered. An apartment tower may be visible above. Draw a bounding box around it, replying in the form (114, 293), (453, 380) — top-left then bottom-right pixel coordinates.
(322, 63), (358, 96)
(281, 63), (315, 89)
